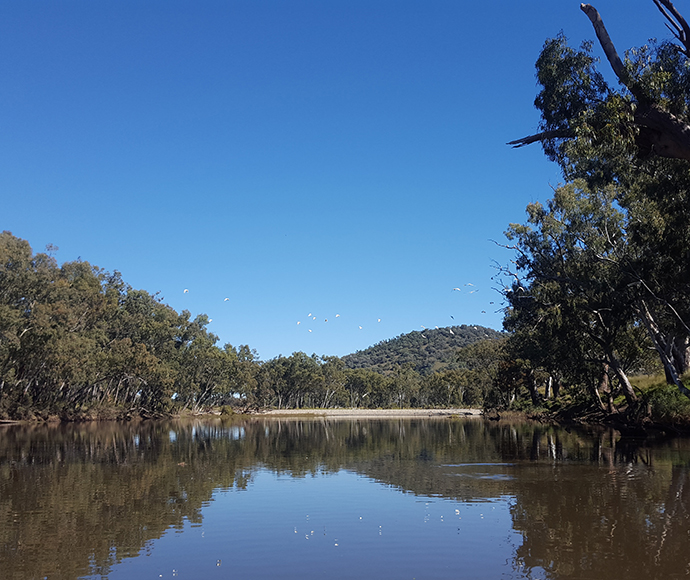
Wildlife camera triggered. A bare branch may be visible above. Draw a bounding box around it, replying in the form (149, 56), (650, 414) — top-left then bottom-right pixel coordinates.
(507, 129), (575, 148)
(653, 0), (690, 56)
(580, 4), (630, 86)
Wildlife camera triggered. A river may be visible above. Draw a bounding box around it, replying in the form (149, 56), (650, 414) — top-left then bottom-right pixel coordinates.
(1, 416), (689, 579)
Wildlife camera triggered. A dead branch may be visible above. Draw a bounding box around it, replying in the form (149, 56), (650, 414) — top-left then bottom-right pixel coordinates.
(653, 0), (690, 56)
(580, 4), (629, 85)
(507, 129), (575, 148)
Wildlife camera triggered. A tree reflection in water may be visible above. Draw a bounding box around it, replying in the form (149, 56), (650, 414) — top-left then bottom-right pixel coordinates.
(0, 418), (688, 579)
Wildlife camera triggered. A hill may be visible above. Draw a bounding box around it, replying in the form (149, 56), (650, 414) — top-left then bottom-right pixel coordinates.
(342, 325), (504, 376)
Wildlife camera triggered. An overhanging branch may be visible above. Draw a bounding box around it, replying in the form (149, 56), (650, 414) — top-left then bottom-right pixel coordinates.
(507, 129), (575, 148)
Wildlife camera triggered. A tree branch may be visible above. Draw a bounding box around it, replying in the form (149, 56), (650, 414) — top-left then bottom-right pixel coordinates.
(653, 0), (690, 56)
(507, 129), (575, 148)
(580, 4), (631, 87)
(635, 103), (690, 161)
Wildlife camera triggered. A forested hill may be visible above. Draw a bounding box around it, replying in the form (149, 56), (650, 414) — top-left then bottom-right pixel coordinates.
(342, 325), (504, 376)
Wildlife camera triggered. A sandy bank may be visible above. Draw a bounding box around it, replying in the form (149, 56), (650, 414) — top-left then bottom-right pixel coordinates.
(251, 408), (482, 418)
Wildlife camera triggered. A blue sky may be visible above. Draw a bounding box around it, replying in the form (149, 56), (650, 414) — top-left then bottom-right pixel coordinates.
(0, 0), (669, 360)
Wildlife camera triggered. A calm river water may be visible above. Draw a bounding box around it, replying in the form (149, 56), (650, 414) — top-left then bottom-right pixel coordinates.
(1, 416), (690, 580)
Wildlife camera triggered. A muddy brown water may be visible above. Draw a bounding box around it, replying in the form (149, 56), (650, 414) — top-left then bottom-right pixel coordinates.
(1, 417), (688, 579)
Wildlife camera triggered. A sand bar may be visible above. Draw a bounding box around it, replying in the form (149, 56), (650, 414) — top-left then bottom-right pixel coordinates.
(252, 408), (482, 418)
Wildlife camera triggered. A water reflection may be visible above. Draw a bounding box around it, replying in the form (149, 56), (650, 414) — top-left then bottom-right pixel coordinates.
(0, 418), (688, 579)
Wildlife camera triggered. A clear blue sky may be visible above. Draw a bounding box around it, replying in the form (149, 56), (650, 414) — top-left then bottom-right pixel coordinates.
(0, 0), (669, 360)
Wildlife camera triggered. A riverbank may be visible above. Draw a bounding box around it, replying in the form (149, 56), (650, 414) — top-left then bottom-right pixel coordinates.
(250, 408), (482, 418)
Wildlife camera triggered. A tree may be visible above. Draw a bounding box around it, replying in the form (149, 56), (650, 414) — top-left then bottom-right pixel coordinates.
(510, 1), (690, 165)
(507, 2), (690, 402)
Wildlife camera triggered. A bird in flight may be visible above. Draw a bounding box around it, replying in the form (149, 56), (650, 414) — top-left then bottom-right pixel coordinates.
(183, 289), (189, 293)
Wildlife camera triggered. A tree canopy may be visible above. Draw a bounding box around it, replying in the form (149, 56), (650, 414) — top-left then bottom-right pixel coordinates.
(502, 1), (690, 419)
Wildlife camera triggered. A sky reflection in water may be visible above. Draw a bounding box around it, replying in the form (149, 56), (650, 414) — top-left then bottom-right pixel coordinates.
(104, 469), (521, 580)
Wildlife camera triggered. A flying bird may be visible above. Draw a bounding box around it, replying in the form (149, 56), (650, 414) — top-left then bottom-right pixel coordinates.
(183, 289), (189, 293)
(224, 297), (229, 301)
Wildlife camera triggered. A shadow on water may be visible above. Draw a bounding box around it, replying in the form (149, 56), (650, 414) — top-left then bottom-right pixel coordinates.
(1, 417), (689, 579)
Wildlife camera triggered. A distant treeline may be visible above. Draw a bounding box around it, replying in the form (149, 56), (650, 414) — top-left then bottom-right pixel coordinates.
(0, 232), (502, 420)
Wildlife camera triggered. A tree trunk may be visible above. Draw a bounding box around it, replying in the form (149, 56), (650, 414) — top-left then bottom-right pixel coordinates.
(636, 299), (690, 398)
(606, 351), (637, 406)
(526, 369), (543, 406)
(672, 335), (690, 376)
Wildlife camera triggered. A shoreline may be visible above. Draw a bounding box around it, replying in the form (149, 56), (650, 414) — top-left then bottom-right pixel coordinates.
(250, 408), (483, 418)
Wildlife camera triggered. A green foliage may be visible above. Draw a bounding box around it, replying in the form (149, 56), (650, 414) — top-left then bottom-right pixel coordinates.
(0, 231), (254, 419)
(0, 231), (508, 417)
(504, 11), (690, 421)
(647, 386), (690, 425)
(342, 325), (503, 376)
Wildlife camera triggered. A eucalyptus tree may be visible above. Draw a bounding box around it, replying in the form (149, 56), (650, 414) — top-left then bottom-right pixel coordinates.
(503, 181), (660, 407)
(508, 1), (690, 398)
(511, 1), (690, 167)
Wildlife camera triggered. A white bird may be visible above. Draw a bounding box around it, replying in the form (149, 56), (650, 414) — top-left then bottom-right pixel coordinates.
(335, 314), (340, 318)
(452, 287), (461, 292)
(183, 289), (189, 293)
(465, 283), (474, 286)
(224, 297), (229, 301)
(359, 326), (362, 330)
(308, 313), (312, 317)
(297, 321), (301, 325)
(309, 329), (312, 333)
(208, 318), (213, 322)
(449, 329), (455, 335)
(377, 318), (381, 323)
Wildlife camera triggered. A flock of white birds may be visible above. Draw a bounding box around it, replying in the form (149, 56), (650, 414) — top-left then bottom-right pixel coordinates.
(181, 282), (495, 338)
